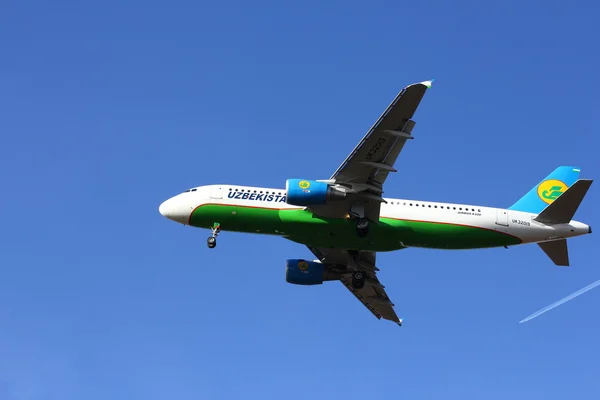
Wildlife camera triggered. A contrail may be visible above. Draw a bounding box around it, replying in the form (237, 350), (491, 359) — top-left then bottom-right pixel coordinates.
(519, 279), (600, 323)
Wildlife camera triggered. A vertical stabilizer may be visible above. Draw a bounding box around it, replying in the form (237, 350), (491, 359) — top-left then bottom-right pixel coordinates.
(509, 166), (580, 213)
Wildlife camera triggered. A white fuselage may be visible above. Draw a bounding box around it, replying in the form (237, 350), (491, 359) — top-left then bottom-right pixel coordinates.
(159, 184), (591, 246)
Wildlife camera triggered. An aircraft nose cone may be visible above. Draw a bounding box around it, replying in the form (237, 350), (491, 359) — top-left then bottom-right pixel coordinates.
(159, 196), (189, 225)
(159, 200), (171, 218)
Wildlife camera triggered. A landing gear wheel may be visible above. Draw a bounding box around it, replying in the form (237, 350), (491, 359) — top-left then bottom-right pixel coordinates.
(207, 222), (220, 249)
(356, 218), (369, 238)
(207, 236), (217, 249)
(352, 270), (365, 289)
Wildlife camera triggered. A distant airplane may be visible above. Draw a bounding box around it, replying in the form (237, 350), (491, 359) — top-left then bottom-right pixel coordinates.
(159, 80), (593, 326)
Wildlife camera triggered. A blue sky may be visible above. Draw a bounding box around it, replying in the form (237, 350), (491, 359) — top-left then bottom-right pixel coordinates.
(1, 0), (599, 398)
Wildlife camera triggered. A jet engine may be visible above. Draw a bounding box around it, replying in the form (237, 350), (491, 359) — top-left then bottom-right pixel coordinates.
(286, 259), (342, 285)
(285, 179), (346, 206)
(286, 259), (325, 285)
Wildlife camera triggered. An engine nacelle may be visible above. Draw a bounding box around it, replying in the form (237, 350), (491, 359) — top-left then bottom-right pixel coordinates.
(285, 179), (346, 206)
(286, 259), (325, 285)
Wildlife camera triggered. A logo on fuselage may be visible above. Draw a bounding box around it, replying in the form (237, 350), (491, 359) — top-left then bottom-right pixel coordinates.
(227, 191), (287, 203)
(537, 179), (567, 204)
(298, 261), (309, 271)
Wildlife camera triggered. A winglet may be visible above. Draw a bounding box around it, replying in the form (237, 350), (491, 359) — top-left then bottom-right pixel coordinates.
(420, 79), (434, 88)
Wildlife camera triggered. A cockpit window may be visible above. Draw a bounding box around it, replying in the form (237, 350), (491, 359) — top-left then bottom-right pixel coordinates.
(191, 188), (197, 192)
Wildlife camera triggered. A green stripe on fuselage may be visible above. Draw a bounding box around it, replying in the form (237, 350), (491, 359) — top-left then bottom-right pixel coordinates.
(189, 204), (521, 252)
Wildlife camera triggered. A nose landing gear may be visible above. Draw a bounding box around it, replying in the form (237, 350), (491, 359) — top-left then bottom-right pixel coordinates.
(207, 222), (220, 249)
(207, 237), (216, 248)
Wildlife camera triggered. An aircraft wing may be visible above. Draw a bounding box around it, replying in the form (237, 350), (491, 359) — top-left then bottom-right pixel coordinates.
(330, 80), (432, 186)
(307, 246), (402, 325)
(310, 80), (432, 220)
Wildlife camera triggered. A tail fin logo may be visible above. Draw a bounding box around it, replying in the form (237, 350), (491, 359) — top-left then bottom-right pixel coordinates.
(537, 179), (567, 204)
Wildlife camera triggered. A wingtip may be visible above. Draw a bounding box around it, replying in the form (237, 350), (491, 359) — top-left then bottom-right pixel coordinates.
(420, 79), (434, 88)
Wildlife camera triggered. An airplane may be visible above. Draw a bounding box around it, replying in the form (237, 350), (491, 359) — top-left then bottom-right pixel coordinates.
(158, 80), (593, 326)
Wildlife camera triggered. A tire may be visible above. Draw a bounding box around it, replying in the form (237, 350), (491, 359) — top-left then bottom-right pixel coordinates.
(207, 237), (217, 248)
(356, 218), (369, 237)
(357, 218), (369, 230)
(352, 270), (365, 289)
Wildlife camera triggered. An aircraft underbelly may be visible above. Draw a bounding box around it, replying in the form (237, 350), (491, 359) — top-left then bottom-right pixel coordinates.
(396, 219), (521, 249)
(282, 213), (410, 252)
(189, 204), (521, 251)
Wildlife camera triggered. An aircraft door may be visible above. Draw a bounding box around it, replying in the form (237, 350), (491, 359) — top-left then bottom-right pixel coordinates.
(495, 209), (509, 227)
(206, 185), (237, 225)
(210, 186), (223, 199)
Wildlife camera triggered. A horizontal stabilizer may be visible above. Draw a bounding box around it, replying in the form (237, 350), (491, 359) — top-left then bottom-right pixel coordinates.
(538, 239), (569, 266)
(534, 179), (593, 224)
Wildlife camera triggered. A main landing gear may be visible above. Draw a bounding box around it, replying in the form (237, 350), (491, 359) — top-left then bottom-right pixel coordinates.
(207, 222), (220, 249)
(351, 270), (365, 289)
(348, 250), (366, 289)
(356, 218), (369, 238)
(349, 205), (369, 237)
